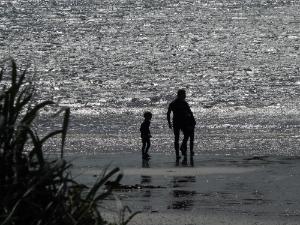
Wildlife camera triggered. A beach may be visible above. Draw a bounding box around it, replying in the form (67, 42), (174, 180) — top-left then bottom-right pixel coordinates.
(44, 112), (300, 225)
(1, 0), (299, 224)
(67, 152), (300, 225)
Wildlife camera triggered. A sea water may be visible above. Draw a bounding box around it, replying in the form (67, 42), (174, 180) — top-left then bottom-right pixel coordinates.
(0, 0), (299, 155)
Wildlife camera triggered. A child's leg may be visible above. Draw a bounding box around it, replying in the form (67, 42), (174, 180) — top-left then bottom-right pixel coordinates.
(190, 129), (195, 156)
(142, 139), (147, 156)
(145, 138), (151, 155)
(181, 130), (189, 157)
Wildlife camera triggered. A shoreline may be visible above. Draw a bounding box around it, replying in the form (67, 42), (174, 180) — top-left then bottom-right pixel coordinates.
(68, 153), (300, 225)
(102, 211), (300, 225)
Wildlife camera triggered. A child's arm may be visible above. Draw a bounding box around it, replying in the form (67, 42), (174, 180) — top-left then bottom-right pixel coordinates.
(147, 121), (152, 138)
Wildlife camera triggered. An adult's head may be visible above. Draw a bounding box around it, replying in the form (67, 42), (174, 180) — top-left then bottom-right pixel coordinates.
(177, 89), (186, 100)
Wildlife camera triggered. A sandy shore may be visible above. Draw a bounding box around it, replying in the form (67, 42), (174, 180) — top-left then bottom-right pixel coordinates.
(66, 153), (300, 225)
(103, 211), (300, 225)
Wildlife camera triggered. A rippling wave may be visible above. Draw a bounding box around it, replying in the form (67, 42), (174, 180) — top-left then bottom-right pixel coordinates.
(1, 0), (299, 155)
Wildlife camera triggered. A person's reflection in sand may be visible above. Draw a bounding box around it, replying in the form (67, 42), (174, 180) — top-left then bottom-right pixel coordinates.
(141, 175), (152, 198)
(141, 174), (152, 207)
(169, 176), (196, 210)
(176, 158), (180, 166)
(142, 159), (150, 168)
(176, 157), (194, 167)
(171, 176), (196, 187)
(141, 159), (151, 198)
(141, 175), (152, 184)
(190, 156), (194, 167)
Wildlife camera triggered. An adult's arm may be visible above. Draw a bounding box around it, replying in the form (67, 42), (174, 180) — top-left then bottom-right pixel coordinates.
(167, 104), (172, 129)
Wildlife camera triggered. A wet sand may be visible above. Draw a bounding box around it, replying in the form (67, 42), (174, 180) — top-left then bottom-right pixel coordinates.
(67, 152), (300, 225)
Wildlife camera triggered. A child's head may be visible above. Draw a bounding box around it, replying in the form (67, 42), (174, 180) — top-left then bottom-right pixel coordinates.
(143, 111), (152, 120)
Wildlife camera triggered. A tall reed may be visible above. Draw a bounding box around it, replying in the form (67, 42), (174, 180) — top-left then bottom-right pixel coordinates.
(0, 60), (137, 225)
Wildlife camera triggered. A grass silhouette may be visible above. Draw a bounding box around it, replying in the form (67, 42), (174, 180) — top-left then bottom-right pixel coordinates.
(0, 60), (138, 225)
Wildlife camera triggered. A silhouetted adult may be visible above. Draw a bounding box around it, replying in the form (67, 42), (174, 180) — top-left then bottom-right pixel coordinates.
(167, 89), (196, 164)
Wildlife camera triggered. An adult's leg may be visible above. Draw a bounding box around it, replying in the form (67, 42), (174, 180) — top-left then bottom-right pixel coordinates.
(173, 127), (180, 159)
(181, 129), (189, 157)
(190, 129), (195, 156)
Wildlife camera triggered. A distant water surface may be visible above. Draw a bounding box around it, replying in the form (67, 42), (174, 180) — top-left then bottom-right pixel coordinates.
(0, 0), (299, 155)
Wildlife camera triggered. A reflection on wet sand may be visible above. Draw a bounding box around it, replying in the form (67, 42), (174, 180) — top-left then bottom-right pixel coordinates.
(142, 159), (150, 168)
(73, 154), (300, 223)
(172, 176), (196, 187)
(169, 199), (194, 210)
(175, 156), (194, 167)
(141, 160), (152, 202)
(140, 163), (153, 210)
(169, 176), (197, 210)
(190, 156), (194, 167)
(141, 175), (151, 184)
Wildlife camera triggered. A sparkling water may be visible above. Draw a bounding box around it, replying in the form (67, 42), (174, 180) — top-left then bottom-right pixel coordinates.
(0, 0), (299, 155)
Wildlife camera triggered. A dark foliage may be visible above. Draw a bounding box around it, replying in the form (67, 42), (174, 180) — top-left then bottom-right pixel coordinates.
(0, 60), (137, 225)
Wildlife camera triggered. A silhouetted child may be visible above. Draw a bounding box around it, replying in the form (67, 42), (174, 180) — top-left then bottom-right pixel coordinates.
(140, 111), (152, 160)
